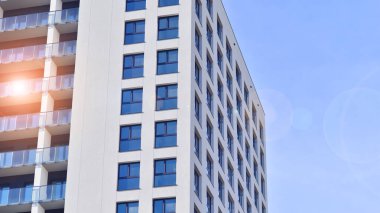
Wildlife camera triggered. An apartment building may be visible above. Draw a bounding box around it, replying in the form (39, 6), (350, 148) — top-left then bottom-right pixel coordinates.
(0, 0), (267, 213)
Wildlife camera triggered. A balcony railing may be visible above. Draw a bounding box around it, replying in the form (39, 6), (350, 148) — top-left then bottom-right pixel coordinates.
(0, 186), (33, 206)
(0, 109), (72, 133)
(40, 146), (69, 164)
(0, 74), (74, 98)
(0, 149), (36, 169)
(35, 183), (66, 202)
(0, 113), (40, 132)
(54, 8), (79, 25)
(0, 146), (68, 169)
(0, 78), (43, 98)
(0, 183), (66, 206)
(0, 40), (77, 64)
(0, 8), (79, 33)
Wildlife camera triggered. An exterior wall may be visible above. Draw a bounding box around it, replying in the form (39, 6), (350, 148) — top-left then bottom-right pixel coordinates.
(65, 0), (193, 212)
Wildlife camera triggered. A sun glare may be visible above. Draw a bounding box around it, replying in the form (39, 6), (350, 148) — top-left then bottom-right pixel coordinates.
(11, 80), (28, 96)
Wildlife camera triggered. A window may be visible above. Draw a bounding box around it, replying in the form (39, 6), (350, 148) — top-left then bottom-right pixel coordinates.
(217, 18), (223, 42)
(236, 96), (242, 116)
(237, 124), (243, 145)
(260, 149), (265, 169)
(126, 0), (145, 11)
(245, 115), (250, 135)
(245, 143), (251, 163)
(244, 85), (249, 104)
(253, 133), (258, 154)
(206, 55), (213, 81)
(194, 131), (201, 161)
(218, 176), (224, 202)
(195, 28), (202, 53)
(262, 204), (267, 213)
(226, 41), (232, 63)
(195, 0), (202, 21)
(227, 132), (233, 155)
(125, 20), (145, 44)
(158, 0), (179, 7)
(260, 123), (265, 142)
(194, 168), (201, 198)
(206, 191), (213, 213)
(157, 49), (178, 74)
(238, 184), (244, 206)
(194, 206), (200, 213)
(254, 159), (258, 181)
(118, 162), (140, 190)
(236, 67), (242, 89)
(246, 171), (252, 193)
(120, 125), (141, 152)
(207, 23), (213, 47)
(218, 143), (224, 168)
(206, 155), (213, 182)
(226, 71), (232, 93)
(154, 159), (176, 187)
(237, 153), (243, 175)
(217, 111), (224, 135)
(247, 201), (252, 213)
(228, 195), (234, 213)
(227, 100), (233, 124)
(206, 121), (213, 146)
(217, 49), (223, 71)
(117, 201), (139, 213)
(217, 80), (223, 103)
(123, 54), (144, 79)
(261, 176), (266, 198)
(206, 0), (213, 16)
(227, 162), (234, 187)
(206, 87), (213, 112)
(155, 121), (177, 148)
(153, 198), (176, 213)
(252, 105), (257, 126)
(156, 84), (177, 110)
(158, 16), (179, 40)
(122, 89), (143, 114)
(195, 95), (201, 122)
(195, 62), (201, 88)
(254, 187), (259, 208)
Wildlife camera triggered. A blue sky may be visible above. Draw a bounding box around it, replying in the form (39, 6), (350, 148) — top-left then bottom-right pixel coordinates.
(223, 0), (380, 212)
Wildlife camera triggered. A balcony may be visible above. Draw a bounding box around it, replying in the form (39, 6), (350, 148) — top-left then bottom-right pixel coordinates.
(0, 183), (66, 213)
(0, 146), (68, 177)
(0, 109), (72, 141)
(0, 74), (74, 107)
(0, 8), (79, 42)
(0, 40), (77, 73)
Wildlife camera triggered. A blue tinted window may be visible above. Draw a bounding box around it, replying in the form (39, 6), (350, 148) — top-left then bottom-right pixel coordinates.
(206, 56), (213, 81)
(228, 163), (234, 186)
(227, 72), (232, 93)
(123, 54), (144, 79)
(156, 84), (177, 110)
(122, 89), (143, 114)
(226, 41), (232, 63)
(206, 192), (213, 213)
(195, 62), (201, 88)
(158, 16), (179, 40)
(153, 198), (176, 213)
(117, 201), (139, 213)
(207, 24), (213, 47)
(154, 159), (176, 187)
(218, 177), (224, 201)
(206, 87), (213, 112)
(194, 169), (200, 198)
(195, 96), (201, 122)
(206, 0), (213, 16)
(157, 49), (178, 74)
(217, 50), (223, 71)
(155, 121), (177, 148)
(120, 125), (141, 152)
(218, 143), (224, 168)
(195, 0), (202, 20)
(126, 0), (145, 11)
(218, 111), (224, 135)
(118, 162), (140, 190)
(206, 121), (213, 145)
(158, 0), (179, 7)
(125, 20), (145, 44)
(194, 132), (201, 161)
(195, 29), (201, 53)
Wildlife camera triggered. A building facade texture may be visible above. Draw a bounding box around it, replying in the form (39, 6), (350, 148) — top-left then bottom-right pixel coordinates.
(0, 0), (267, 213)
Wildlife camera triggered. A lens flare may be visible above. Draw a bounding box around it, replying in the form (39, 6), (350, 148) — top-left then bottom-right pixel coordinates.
(10, 80), (28, 96)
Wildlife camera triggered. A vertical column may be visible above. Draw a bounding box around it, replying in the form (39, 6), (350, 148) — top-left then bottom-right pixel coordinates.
(0, 7), (4, 18)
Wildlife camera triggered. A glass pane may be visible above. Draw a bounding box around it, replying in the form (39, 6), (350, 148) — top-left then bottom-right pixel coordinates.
(129, 163), (140, 176)
(124, 56), (133, 68)
(168, 50), (178, 62)
(167, 121), (177, 134)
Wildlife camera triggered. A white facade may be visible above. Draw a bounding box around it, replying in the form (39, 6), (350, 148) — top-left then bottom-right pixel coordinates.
(0, 0), (267, 213)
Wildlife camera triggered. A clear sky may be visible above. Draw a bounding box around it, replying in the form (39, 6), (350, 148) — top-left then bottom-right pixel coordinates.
(223, 0), (380, 212)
